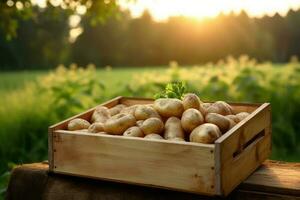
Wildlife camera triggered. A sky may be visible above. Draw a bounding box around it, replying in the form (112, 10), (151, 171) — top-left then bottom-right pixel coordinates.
(118, 0), (300, 21)
(29, 0), (300, 41)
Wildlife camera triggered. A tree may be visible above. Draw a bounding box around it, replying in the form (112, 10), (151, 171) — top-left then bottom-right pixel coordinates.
(71, 9), (131, 66)
(0, 0), (120, 40)
(0, 4), (72, 69)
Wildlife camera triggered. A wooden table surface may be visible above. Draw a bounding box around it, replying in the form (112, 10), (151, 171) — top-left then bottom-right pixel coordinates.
(5, 160), (300, 200)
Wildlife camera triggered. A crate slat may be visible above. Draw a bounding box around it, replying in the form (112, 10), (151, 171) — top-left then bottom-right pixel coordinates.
(53, 130), (216, 195)
(215, 103), (271, 195)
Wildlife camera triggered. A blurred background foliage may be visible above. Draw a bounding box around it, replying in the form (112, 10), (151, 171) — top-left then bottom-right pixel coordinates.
(1, 1), (300, 69)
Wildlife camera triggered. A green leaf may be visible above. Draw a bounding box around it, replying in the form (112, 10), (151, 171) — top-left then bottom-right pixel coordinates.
(154, 81), (187, 99)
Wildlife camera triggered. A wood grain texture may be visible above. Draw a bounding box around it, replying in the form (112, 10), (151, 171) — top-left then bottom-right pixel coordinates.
(231, 190), (300, 200)
(53, 130), (216, 195)
(6, 161), (300, 200)
(230, 104), (260, 114)
(120, 97), (154, 106)
(216, 103), (272, 196)
(220, 133), (271, 196)
(241, 160), (300, 196)
(48, 128), (54, 171)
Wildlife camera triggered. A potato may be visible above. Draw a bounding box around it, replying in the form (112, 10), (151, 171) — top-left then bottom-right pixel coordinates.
(91, 106), (110, 123)
(136, 120), (144, 127)
(189, 123), (221, 144)
(181, 108), (204, 133)
(202, 103), (212, 109)
(228, 118), (237, 129)
(88, 122), (104, 133)
(134, 105), (161, 120)
(123, 126), (144, 137)
(168, 137), (186, 142)
(199, 103), (211, 116)
(205, 113), (230, 133)
(120, 105), (139, 115)
(164, 117), (185, 140)
(226, 114), (240, 123)
(144, 133), (164, 140)
(147, 104), (155, 108)
(206, 101), (233, 116)
(109, 104), (127, 116)
(140, 117), (164, 135)
(68, 118), (90, 131)
(225, 114), (239, 129)
(104, 113), (136, 135)
(236, 112), (250, 122)
(154, 98), (184, 117)
(182, 93), (201, 110)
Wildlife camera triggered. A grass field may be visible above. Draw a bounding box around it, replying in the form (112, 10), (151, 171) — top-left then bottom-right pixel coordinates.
(0, 71), (46, 94)
(0, 67), (165, 95)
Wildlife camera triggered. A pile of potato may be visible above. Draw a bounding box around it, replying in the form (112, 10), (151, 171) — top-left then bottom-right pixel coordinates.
(67, 94), (250, 144)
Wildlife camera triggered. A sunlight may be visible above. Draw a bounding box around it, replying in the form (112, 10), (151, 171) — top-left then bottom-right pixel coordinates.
(69, 27), (83, 43)
(31, 0), (47, 8)
(119, 0), (300, 21)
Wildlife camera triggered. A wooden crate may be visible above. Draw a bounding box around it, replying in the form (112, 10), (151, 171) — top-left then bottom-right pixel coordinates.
(49, 96), (271, 196)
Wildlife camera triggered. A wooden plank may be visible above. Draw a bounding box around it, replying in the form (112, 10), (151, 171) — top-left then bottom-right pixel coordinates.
(214, 139), (222, 195)
(7, 161), (300, 200)
(216, 103), (272, 196)
(230, 104), (260, 114)
(52, 130), (216, 195)
(120, 97), (154, 106)
(241, 160), (300, 196)
(221, 132), (271, 196)
(232, 190), (300, 200)
(48, 128), (54, 171)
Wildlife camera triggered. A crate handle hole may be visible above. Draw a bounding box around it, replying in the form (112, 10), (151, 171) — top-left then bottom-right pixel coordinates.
(232, 129), (265, 158)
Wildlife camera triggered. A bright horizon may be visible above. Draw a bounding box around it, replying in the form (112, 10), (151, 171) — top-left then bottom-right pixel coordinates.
(119, 0), (300, 21)
(30, 0), (300, 41)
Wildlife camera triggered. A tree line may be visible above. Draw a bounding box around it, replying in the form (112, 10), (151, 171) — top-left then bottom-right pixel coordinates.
(1, 4), (300, 70)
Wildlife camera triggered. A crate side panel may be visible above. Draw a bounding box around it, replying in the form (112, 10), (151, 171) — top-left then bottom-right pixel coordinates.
(217, 103), (271, 164)
(222, 132), (271, 196)
(53, 132), (216, 195)
(219, 104), (272, 195)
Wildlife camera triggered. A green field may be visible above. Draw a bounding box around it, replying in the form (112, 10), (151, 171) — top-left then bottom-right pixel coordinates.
(0, 67), (165, 95)
(0, 71), (46, 94)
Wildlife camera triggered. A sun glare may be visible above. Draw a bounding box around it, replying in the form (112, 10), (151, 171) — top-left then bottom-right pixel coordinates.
(118, 0), (300, 21)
